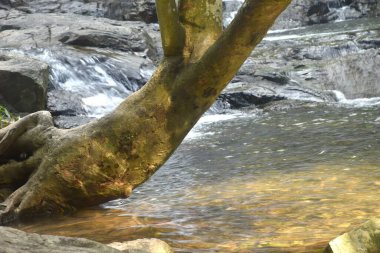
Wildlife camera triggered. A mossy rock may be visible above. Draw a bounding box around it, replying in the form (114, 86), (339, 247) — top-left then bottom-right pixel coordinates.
(325, 218), (380, 253)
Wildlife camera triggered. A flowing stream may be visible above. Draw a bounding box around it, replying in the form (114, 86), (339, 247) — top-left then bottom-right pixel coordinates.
(7, 14), (380, 253)
(14, 104), (380, 252)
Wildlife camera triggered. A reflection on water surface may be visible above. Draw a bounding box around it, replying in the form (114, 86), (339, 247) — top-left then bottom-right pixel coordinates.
(15, 104), (380, 252)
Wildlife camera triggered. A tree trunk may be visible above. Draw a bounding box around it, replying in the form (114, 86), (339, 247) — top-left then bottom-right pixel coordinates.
(0, 0), (291, 224)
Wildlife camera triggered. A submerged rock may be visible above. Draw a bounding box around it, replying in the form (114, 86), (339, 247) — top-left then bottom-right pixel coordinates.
(0, 53), (48, 112)
(0, 226), (173, 253)
(324, 218), (380, 253)
(108, 239), (173, 253)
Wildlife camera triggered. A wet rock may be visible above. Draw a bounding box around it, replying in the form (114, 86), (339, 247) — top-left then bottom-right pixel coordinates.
(0, 0), (23, 8)
(307, 2), (330, 17)
(0, 11), (160, 60)
(47, 89), (86, 117)
(239, 17), (380, 102)
(1, 0), (378, 124)
(108, 239), (173, 253)
(221, 77), (332, 107)
(262, 100), (319, 112)
(218, 92), (284, 109)
(0, 54), (48, 112)
(323, 49), (380, 99)
(306, 2), (339, 25)
(0, 0), (105, 16)
(0, 226), (174, 253)
(58, 30), (150, 54)
(0, 0), (157, 22)
(255, 73), (290, 85)
(53, 115), (95, 129)
(324, 218), (380, 253)
(0, 226), (122, 253)
(273, 0), (380, 29)
(104, 0), (157, 23)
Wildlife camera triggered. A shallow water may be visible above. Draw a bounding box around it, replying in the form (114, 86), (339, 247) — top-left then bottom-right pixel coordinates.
(15, 104), (380, 252)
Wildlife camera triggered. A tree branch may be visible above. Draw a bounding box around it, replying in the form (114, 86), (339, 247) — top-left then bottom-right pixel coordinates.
(193, 0), (291, 95)
(156, 0), (185, 57)
(179, 0), (223, 61)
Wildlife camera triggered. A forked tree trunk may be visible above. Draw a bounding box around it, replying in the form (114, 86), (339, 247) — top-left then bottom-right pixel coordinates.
(0, 0), (291, 224)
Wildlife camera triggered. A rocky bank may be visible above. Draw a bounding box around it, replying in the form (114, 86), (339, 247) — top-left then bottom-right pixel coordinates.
(0, 0), (379, 127)
(0, 226), (173, 253)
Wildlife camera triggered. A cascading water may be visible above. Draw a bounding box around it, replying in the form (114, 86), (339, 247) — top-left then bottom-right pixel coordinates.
(2, 47), (154, 120)
(223, 0), (244, 27)
(39, 47), (155, 117)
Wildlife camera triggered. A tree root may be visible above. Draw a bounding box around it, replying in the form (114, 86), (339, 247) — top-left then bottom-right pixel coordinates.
(0, 111), (58, 223)
(0, 156), (41, 201)
(0, 111), (53, 161)
(0, 185), (28, 224)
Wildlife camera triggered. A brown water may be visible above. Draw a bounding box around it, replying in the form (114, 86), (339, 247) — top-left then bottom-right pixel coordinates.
(14, 104), (380, 252)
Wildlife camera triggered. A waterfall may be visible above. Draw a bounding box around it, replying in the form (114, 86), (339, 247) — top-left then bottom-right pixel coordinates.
(5, 47), (154, 118)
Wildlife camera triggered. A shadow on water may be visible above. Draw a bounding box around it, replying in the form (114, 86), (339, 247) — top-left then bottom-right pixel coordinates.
(13, 103), (380, 252)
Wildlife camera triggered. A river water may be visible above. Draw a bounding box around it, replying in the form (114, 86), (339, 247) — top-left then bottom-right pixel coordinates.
(15, 103), (380, 252)
(3, 10), (378, 252)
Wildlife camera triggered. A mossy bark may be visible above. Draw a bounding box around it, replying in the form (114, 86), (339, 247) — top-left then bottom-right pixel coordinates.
(0, 0), (291, 224)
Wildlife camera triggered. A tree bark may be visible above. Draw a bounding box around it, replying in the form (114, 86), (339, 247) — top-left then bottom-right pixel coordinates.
(0, 0), (291, 224)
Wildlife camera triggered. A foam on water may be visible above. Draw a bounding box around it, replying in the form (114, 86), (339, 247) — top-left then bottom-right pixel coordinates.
(3, 48), (141, 117)
(82, 93), (124, 118)
(331, 90), (380, 107)
(264, 30), (364, 41)
(185, 113), (245, 141)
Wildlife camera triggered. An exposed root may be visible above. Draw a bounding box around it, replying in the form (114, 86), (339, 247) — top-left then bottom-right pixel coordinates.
(0, 111), (53, 200)
(0, 111), (58, 223)
(0, 179), (73, 225)
(0, 111), (54, 159)
(0, 156), (41, 201)
(0, 129), (17, 155)
(0, 188), (13, 203)
(0, 185), (28, 224)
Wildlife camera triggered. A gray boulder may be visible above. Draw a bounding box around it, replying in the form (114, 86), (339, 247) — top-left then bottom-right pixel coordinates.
(0, 0), (157, 22)
(0, 0), (104, 16)
(0, 12), (160, 60)
(103, 0), (157, 23)
(325, 218), (380, 253)
(273, 0), (380, 29)
(0, 226), (173, 253)
(0, 226), (122, 253)
(0, 54), (48, 112)
(238, 17), (380, 102)
(324, 49), (380, 99)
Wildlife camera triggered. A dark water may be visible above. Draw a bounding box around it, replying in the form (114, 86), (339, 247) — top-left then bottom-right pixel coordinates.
(15, 103), (380, 252)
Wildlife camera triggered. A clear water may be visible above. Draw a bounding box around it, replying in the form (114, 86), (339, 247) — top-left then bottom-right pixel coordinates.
(16, 103), (380, 252)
